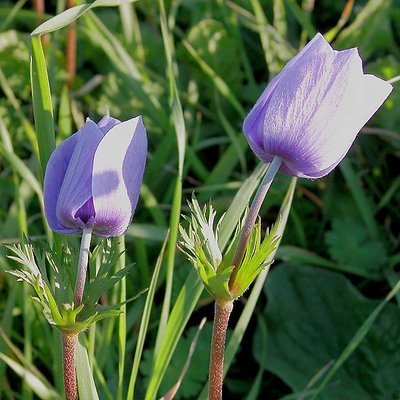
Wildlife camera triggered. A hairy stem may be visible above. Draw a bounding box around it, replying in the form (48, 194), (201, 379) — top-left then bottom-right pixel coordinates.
(229, 156), (282, 292)
(62, 334), (77, 400)
(73, 228), (92, 308)
(209, 300), (234, 400)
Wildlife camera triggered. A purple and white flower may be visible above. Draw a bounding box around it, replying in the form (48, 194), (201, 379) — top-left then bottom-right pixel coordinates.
(243, 33), (392, 178)
(44, 115), (147, 237)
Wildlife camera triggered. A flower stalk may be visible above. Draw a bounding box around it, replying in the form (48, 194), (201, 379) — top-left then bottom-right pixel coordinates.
(62, 334), (77, 400)
(229, 156), (282, 293)
(209, 300), (233, 400)
(61, 228), (92, 400)
(73, 228), (93, 307)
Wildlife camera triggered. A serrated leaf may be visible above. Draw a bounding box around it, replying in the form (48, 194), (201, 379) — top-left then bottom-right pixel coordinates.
(325, 217), (387, 280)
(83, 264), (134, 308)
(196, 246), (233, 301)
(230, 221), (280, 298)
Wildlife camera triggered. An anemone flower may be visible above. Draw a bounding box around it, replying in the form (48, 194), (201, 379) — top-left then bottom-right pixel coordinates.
(243, 33), (392, 178)
(44, 115), (147, 237)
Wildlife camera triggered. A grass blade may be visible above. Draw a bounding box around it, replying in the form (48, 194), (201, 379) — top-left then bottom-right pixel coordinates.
(117, 238), (127, 400)
(283, 0), (316, 38)
(30, 35), (55, 177)
(76, 334), (99, 400)
(127, 232), (169, 400)
(0, 353), (60, 400)
(154, 0), (186, 354)
(339, 158), (379, 239)
(31, 0), (138, 36)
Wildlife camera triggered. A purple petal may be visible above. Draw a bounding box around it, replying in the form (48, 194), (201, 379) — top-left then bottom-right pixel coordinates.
(56, 119), (104, 230)
(243, 33), (332, 161)
(261, 47), (355, 175)
(243, 33), (392, 178)
(44, 132), (81, 234)
(301, 63), (393, 178)
(91, 116), (147, 237)
(97, 115), (121, 134)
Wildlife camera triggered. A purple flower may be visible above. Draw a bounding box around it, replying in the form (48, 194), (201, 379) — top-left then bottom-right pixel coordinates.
(44, 115), (147, 237)
(243, 33), (392, 178)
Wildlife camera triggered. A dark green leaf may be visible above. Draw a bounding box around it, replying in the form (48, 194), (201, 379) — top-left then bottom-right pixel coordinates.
(260, 264), (400, 399)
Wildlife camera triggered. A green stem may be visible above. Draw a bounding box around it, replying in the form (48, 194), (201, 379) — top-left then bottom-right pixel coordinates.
(73, 228), (93, 307)
(209, 300), (233, 400)
(229, 156), (282, 292)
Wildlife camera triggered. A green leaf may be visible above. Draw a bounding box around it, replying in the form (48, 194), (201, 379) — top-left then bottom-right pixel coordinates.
(0, 30), (30, 101)
(339, 158), (380, 240)
(260, 264), (400, 399)
(325, 216), (387, 280)
(231, 221), (279, 298)
(283, 0), (316, 39)
(277, 245), (337, 270)
(196, 246), (233, 301)
(30, 36), (55, 177)
(178, 24), (245, 117)
(153, 0), (187, 358)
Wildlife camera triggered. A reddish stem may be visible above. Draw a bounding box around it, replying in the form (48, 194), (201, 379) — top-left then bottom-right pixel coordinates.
(209, 300), (233, 400)
(62, 334), (77, 400)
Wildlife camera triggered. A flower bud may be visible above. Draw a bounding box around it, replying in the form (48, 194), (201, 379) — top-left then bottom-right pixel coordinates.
(44, 115), (147, 237)
(243, 33), (392, 178)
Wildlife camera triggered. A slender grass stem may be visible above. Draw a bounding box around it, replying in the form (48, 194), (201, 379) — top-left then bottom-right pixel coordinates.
(62, 334), (77, 400)
(229, 156), (282, 292)
(73, 228), (93, 307)
(209, 300), (234, 400)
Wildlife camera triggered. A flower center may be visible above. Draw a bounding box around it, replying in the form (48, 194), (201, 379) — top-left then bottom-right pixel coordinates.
(75, 197), (95, 225)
